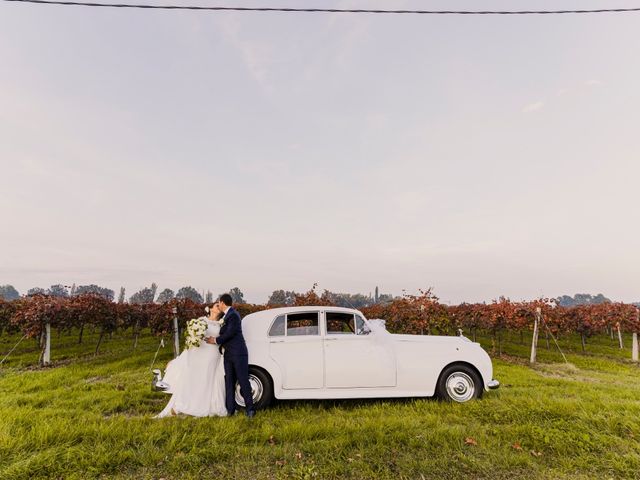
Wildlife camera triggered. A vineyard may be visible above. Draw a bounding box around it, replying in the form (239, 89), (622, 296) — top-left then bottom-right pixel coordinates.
(1, 288), (639, 366)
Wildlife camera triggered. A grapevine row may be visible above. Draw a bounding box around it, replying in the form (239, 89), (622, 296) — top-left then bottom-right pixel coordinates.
(1, 290), (638, 359)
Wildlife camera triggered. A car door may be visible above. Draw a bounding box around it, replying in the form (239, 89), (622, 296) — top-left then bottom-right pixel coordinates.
(268, 312), (324, 389)
(323, 311), (396, 388)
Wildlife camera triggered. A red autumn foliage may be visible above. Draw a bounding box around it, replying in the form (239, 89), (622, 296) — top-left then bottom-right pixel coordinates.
(3, 289), (639, 343)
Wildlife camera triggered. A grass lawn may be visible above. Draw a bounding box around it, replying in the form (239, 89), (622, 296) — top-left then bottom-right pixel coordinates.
(1, 329), (640, 479)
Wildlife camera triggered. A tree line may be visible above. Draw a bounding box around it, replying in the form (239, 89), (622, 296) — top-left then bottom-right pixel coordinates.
(0, 283), (398, 308)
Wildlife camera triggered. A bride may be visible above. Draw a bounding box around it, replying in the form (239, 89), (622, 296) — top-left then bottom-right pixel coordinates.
(155, 302), (227, 418)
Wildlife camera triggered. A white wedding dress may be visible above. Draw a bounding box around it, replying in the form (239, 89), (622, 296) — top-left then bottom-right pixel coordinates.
(156, 319), (227, 418)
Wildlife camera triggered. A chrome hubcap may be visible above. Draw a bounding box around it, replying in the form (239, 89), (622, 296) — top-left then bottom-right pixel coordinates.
(236, 374), (263, 407)
(445, 372), (475, 402)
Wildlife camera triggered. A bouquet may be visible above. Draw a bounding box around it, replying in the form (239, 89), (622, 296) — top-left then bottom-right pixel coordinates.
(185, 317), (209, 349)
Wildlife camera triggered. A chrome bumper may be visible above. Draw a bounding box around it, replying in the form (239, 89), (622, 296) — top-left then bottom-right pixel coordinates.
(487, 379), (500, 390)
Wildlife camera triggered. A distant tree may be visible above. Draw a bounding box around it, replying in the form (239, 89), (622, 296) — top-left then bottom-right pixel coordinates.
(176, 286), (203, 303)
(557, 295), (575, 306)
(27, 287), (46, 296)
(350, 293), (374, 309)
(557, 293), (611, 307)
(157, 288), (175, 303)
(47, 284), (69, 298)
(267, 290), (297, 306)
(228, 287), (245, 304)
(118, 287), (126, 304)
(377, 293), (395, 304)
(268, 290), (285, 305)
(321, 291), (374, 309)
(590, 293), (610, 304)
(0, 285), (20, 301)
(129, 286), (156, 304)
(74, 285), (114, 301)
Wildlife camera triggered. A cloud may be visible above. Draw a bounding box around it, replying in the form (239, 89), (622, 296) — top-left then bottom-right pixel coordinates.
(585, 79), (602, 87)
(214, 15), (274, 90)
(522, 101), (544, 113)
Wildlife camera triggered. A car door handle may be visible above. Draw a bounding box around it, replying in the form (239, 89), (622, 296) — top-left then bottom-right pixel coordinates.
(270, 340), (285, 343)
(325, 338), (337, 341)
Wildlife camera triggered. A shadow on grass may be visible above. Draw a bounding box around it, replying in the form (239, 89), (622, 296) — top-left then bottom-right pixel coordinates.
(267, 396), (439, 412)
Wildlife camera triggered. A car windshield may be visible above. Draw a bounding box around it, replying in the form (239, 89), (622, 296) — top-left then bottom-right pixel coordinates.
(356, 315), (371, 335)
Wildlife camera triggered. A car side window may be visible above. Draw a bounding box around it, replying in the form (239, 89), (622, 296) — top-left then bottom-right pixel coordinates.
(268, 315), (285, 337)
(286, 312), (319, 336)
(326, 312), (355, 335)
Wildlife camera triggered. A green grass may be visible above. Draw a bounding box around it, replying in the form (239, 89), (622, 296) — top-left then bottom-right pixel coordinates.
(1, 330), (640, 479)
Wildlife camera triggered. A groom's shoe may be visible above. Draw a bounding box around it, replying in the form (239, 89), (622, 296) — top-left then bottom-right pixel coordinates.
(246, 409), (256, 419)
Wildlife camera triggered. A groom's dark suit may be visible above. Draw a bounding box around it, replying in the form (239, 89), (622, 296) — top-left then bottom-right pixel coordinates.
(216, 307), (255, 416)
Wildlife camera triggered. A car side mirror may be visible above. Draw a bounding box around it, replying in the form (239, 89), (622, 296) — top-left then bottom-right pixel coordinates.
(358, 325), (372, 335)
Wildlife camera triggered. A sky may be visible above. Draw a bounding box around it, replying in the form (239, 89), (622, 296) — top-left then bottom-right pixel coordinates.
(1, 0), (639, 304)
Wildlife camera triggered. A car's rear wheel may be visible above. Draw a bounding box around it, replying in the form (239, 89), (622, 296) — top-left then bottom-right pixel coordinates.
(436, 364), (483, 403)
(235, 367), (274, 410)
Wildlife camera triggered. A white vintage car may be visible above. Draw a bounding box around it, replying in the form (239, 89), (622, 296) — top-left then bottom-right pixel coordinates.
(235, 306), (499, 409)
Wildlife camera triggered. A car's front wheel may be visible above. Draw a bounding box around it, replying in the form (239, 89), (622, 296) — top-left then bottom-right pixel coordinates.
(436, 364), (483, 403)
(235, 367), (274, 410)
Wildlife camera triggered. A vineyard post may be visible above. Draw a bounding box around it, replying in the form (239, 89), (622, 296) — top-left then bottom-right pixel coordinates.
(133, 318), (140, 350)
(617, 322), (623, 349)
(633, 308), (639, 362)
(172, 306), (180, 358)
(530, 307), (540, 364)
(43, 323), (51, 366)
(95, 328), (105, 355)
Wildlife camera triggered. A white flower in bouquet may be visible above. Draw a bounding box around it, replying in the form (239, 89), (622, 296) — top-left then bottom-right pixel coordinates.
(184, 317), (209, 349)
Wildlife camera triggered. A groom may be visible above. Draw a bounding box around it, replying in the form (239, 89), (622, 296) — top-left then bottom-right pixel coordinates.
(206, 293), (256, 418)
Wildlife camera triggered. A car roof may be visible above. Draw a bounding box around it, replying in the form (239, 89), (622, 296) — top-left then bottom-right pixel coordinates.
(247, 305), (361, 316)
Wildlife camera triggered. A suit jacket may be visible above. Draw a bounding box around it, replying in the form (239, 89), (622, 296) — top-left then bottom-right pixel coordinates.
(216, 307), (248, 356)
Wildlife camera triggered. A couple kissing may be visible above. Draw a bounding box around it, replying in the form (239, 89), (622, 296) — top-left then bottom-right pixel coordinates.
(156, 294), (256, 419)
